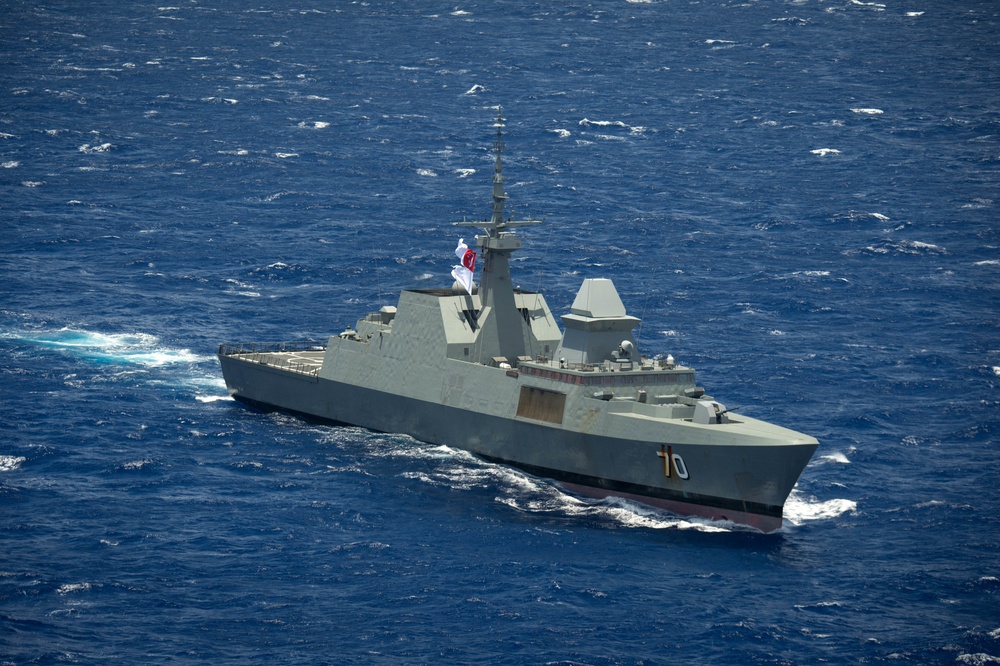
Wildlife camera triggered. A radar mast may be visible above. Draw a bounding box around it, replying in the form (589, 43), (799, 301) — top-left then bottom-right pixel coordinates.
(453, 108), (542, 364)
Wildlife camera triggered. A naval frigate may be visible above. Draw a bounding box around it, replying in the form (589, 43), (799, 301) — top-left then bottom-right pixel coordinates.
(218, 110), (818, 532)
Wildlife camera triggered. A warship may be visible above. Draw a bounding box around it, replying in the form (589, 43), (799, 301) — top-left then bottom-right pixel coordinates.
(218, 110), (818, 532)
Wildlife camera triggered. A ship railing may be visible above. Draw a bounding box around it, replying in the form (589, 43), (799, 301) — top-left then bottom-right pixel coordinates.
(530, 357), (664, 373)
(218, 341), (326, 378)
(219, 341), (326, 355)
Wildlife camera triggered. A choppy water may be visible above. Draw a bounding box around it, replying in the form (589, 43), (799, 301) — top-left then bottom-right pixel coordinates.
(2, 1), (999, 663)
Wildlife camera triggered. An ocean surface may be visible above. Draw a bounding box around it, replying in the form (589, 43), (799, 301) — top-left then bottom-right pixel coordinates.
(2, 0), (999, 663)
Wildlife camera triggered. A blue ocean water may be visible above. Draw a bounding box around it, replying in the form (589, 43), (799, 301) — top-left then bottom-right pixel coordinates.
(2, 0), (999, 662)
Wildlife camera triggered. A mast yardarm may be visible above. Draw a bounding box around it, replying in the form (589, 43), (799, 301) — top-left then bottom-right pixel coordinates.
(455, 107), (541, 238)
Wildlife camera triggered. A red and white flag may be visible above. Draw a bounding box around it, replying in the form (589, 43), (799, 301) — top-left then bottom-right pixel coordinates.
(450, 238), (476, 294)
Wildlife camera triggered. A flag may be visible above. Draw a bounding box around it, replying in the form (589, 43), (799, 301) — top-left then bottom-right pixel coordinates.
(451, 238), (476, 294)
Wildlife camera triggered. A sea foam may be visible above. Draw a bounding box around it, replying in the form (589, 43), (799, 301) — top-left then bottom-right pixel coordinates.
(0, 455), (26, 472)
(784, 490), (857, 525)
(7, 327), (206, 367)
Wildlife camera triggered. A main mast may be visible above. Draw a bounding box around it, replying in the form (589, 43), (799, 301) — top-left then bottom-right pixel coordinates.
(488, 108), (510, 230)
(455, 108), (541, 364)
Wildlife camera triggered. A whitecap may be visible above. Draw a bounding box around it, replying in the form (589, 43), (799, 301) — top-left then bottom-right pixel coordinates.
(415, 273), (434, 281)
(818, 452), (850, 464)
(578, 118), (645, 133)
(416, 168), (437, 177)
(956, 655), (1000, 665)
(906, 11), (924, 17)
(78, 142), (112, 153)
(2, 161), (19, 168)
(963, 198), (993, 209)
(195, 395), (233, 403)
(865, 239), (946, 255)
(57, 583), (92, 594)
(835, 210), (891, 222)
(783, 490), (857, 525)
(454, 168), (476, 178)
(908, 240), (945, 252)
(22, 181), (44, 187)
(794, 600), (844, 611)
(465, 84), (486, 94)
(550, 129), (571, 138)
(851, 108), (884, 115)
(811, 148), (841, 156)
(275, 152), (298, 158)
(0, 455), (26, 472)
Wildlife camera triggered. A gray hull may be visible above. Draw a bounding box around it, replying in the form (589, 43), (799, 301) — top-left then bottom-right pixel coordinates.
(219, 353), (816, 532)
